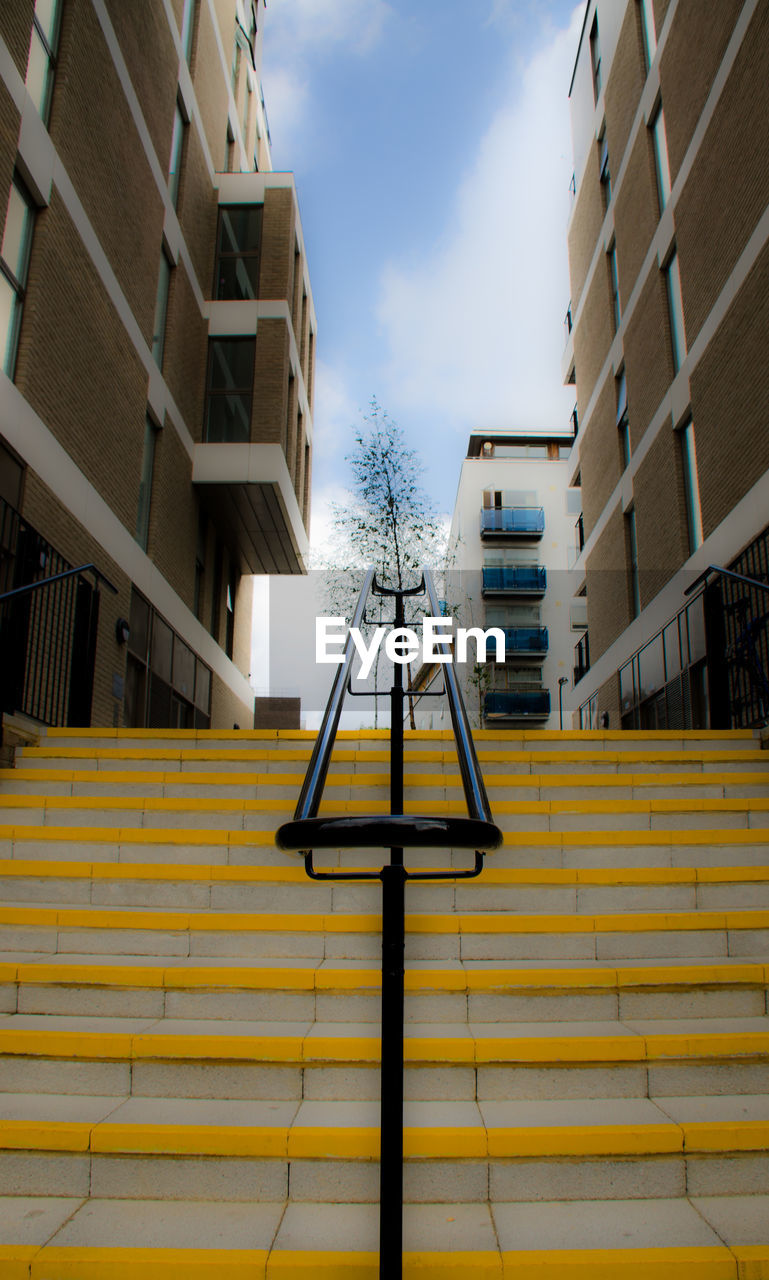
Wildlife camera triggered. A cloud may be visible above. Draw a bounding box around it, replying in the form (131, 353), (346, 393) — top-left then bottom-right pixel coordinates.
(376, 5), (584, 435)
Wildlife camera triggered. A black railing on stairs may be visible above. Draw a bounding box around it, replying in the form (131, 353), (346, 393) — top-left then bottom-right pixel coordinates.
(276, 567), (502, 1280)
(685, 564), (769, 728)
(0, 497), (118, 728)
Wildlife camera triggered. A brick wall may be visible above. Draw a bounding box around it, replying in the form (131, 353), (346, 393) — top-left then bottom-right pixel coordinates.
(50, 0), (163, 346)
(14, 191), (148, 538)
(622, 267), (673, 448)
(572, 259), (614, 411)
(658, 0), (743, 184)
(105, 0), (178, 173)
(211, 669), (253, 729)
(579, 376), (621, 540)
(633, 422), (689, 606)
(567, 144), (603, 312)
(612, 126), (658, 301)
(192, 0), (232, 172)
(178, 120), (218, 293)
(692, 236), (769, 538)
(0, 82), (20, 209)
(604, 1), (645, 173)
(147, 423), (197, 609)
(252, 319), (289, 446)
(260, 188), (295, 304)
(674, 2), (769, 346)
(585, 505), (632, 661)
(164, 260), (207, 440)
(0, 2), (34, 80)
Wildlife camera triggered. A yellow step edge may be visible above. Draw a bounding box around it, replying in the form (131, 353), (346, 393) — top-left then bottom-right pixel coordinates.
(3, 1117), (769, 1160)
(8, 1244), (758, 1280)
(3, 961), (766, 992)
(20, 745), (763, 763)
(3, 857), (769, 890)
(3, 904), (769, 935)
(1, 1028), (768, 1064)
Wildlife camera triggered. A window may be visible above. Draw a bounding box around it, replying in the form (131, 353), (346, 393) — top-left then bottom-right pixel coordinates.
(214, 205), (262, 300)
(616, 369), (631, 469)
(651, 105), (672, 212)
(205, 338), (255, 442)
(589, 15), (602, 101)
(639, 0), (657, 68)
(151, 249), (172, 367)
(608, 241), (621, 331)
(599, 133), (611, 207)
(168, 102), (186, 208)
(626, 508), (640, 618)
(0, 176), (36, 378)
(136, 416), (159, 550)
(679, 418), (703, 552)
(26, 0), (63, 125)
(180, 0), (197, 63)
(125, 589), (211, 729)
(665, 249), (686, 373)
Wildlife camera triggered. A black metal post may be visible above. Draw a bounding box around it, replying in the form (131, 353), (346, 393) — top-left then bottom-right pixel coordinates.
(379, 587), (406, 1278)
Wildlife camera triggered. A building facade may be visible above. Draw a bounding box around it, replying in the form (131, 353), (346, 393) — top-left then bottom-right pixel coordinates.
(441, 430), (580, 730)
(564, 0), (769, 731)
(0, 0), (315, 730)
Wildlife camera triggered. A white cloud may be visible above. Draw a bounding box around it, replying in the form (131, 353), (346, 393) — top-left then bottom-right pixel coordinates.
(376, 6), (584, 435)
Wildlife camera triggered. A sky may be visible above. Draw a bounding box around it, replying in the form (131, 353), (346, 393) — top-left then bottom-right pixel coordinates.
(254, 0), (586, 705)
(260, 0), (585, 548)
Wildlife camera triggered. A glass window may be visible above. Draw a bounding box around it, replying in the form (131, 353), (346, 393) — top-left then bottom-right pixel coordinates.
(663, 619), (682, 680)
(589, 15), (602, 101)
(680, 418), (703, 552)
(150, 613), (173, 683)
(214, 205), (262, 300)
(172, 636), (195, 699)
(627, 508), (640, 618)
(0, 177), (36, 378)
(639, 0), (657, 68)
(599, 134), (611, 207)
(616, 370), (631, 469)
(128, 591), (150, 660)
(26, 0), (63, 125)
(136, 416), (158, 550)
(665, 250), (686, 373)
(194, 659), (211, 712)
(638, 633), (664, 699)
(152, 250), (172, 367)
(651, 106), (672, 212)
(608, 243), (621, 331)
(180, 0), (196, 63)
(205, 338), (255, 443)
(168, 103), (185, 208)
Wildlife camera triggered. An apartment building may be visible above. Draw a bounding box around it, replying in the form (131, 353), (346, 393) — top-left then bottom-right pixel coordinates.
(0, 0), (315, 730)
(564, 0), (769, 730)
(441, 430), (579, 730)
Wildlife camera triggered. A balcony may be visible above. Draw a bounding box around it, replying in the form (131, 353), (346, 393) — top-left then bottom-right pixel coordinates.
(482, 566), (546, 596)
(501, 626), (548, 656)
(480, 507), (544, 540)
(484, 689), (551, 720)
(574, 631), (590, 684)
(192, 442), (309, 574)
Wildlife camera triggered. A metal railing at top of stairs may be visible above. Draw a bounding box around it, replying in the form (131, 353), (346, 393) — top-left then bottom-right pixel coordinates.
(276, 566), (503, 1280)
(685, 564), (769, 727)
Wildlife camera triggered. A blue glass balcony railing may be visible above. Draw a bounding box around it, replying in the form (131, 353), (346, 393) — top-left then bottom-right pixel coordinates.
(501, 626), (548, 654)
(482, 566), (546, 595)
(484, 689), (551, 718)
(481, 507), (545, 537)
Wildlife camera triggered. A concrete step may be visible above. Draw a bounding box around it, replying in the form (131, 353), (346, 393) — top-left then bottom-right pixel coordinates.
(2, 956), (767, 1023)
(1, 901), (768, 961)
(0, 1193), (767, 1275)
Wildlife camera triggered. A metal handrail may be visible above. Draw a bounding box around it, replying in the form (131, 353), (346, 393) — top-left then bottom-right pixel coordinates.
(684, 564), (769, 597)
(0, 564), (118, 603)
(275, 566), (502, 1280)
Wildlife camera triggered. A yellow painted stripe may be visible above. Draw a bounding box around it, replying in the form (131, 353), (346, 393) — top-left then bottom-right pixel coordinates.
(4, 960), (766, 994)
(3, 903), (769, 935)
(0, 1028), (767, 1065)
(499, 1249), (737, 1279)
(29, 1247), (270, 1279)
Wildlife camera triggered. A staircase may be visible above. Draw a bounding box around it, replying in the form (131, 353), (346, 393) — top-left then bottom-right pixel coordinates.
(0, 724), (768, 1277)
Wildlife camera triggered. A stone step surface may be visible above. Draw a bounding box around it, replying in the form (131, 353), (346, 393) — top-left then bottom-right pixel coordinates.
(0, 725), (766, 1272)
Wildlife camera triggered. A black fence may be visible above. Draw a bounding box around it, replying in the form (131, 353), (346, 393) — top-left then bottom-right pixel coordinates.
(0, 500), (103, 727)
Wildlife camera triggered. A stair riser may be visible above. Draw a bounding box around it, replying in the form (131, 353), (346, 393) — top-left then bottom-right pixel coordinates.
(9, 984), (767, 1023)
(0, 1149), (765, 1203)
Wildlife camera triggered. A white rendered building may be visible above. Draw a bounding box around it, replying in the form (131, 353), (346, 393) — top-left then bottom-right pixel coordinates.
(439, 430), (581, 730)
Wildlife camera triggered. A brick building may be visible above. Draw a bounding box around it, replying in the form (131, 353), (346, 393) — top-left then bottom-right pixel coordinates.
(564, 0), (769, 729)
(0, 0), (315, 730)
